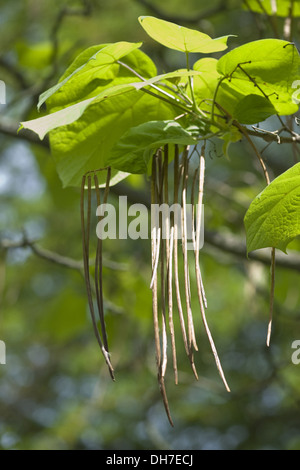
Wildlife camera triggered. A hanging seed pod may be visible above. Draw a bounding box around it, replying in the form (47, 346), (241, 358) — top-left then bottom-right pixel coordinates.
(80, 167), (114, 380)
(80, 145), (230, 425)
(150, 143), (230, 424)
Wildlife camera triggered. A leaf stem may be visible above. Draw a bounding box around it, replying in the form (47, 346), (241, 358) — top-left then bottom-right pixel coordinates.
(185, 52), (197, 112)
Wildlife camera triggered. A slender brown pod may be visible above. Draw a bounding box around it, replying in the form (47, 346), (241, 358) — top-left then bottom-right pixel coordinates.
(151, 153), (174, 426)
(194, 147), (230, 392)
(164, 145), (178, 384)
(94, 171), (111, 359)
(157, 151), (168, 380)
(181, 147), (198, 354)
(80, 173), (114, 379)
(172, 145), (189, 357)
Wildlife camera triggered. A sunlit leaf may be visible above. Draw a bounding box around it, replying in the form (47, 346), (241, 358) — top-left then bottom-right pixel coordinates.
(45, 49), (178, 187)
(38, 42), (143, 110)
(232, 94), (276, 124)
(217, 39), (300, 117)
(138, 16), (232, 53)
(244, 163), (300, 253)
(21, 70), (202, 140)
(108, 120), (198, 174)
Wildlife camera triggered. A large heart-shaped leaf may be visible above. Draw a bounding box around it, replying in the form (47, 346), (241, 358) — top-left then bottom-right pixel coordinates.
(192, 56), (280, 125)
(139, 16), (232, 53)
(38, 41), (143, 110)
(217, 39), (300, 116)
(108, 120), (198, 174)
(21, 70), (202, 140)
(244, 163), (300, 253)
(35, 48), (182, 187)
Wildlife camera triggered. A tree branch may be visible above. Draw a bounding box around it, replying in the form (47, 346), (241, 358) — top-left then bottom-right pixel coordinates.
(0, 57), (29, 89)
(204, 230), (300, 272)
(0, 237), (127, 271)
(246, 126), (300, 144)
(0, 117), (49, 148)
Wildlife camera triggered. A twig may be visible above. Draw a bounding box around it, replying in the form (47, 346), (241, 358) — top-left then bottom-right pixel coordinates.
(204, 230), (300, 272)
(0, 236), (127, 272)
(0, 57), (29, 89)
(49, 0), (92, 79)
(0, 237), (82, 270)
(0, 117), (49, 148)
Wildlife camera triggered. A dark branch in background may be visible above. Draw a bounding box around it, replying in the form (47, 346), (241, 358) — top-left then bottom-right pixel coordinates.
(2, 224), (300, 273)
(204, 230), (300, 273)
(0, 57), (29, 89)
(0, 0), (93, 121)
(0, 237), (83, 270)
(0, 1), (94, 144)
(135, 0), (228, 25)
(0, 117), (49, 148)
(1, 177), (299, 272)
(0, 236), (127, 272)
(49, 0), (92, 80)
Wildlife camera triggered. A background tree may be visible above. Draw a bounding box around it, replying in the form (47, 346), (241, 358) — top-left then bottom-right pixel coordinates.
(0, 0), (300, 450)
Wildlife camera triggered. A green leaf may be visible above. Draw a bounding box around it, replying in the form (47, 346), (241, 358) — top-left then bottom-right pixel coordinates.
(244, 0), (300, 17)
(38, 42), (143, 110)
(192, 58), (221, 111)
(244, 163), (300, 253)
(221, 125), (242, 159)
(22, 84), (141, 140)
(21, 70), (201, 140)
(217, 39), (300, 117)
(232, 94), (276, 124)
(138, 16), (232, 53)
(108, 120), (198, 174)
(43, 49), (178, 187)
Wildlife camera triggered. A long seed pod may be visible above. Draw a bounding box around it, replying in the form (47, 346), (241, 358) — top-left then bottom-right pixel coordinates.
(193, 147), (230, 392)
(164, 146), (178, 384)
(80, 169), (114, 379)
(181, 147), (198, 353)
(151, 152), (174, 426)
(94, 170), (111, 357)
(172, 145), (189, 358)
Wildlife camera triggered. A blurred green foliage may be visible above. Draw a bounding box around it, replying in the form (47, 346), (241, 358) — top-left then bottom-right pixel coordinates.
(0, 0), (300, 450)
